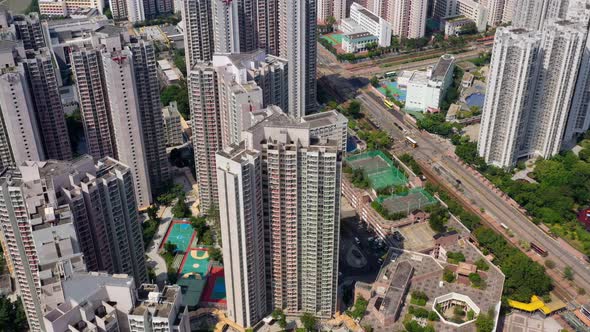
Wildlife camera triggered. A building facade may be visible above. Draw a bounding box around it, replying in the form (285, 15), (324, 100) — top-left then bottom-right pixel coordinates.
(432, 0), (488, 32)
(212, 0), (258, 54)
(182, 0), (214, 69)
(388, 0), (428, 38)
(128, 284), (191, 332)
(341, 2), (392, 48)
(38, 0), (104, 17)
(163, 101), (184, 147)
(286, 0), (317, 117)
(0, 166), (86, 330)
(478, 21), (589, 167)
(216, 109), (346, 327)
(188, 63), (222, 212)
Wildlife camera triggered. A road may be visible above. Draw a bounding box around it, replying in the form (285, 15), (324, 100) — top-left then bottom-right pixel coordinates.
(355, 90), (590, 293)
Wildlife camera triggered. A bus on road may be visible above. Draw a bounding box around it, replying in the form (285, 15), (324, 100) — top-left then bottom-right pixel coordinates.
(530, 242), (548, 257)
(384, 99), (394, 109)
(406, 136), (417, 148)
(385, 71), (397, 78)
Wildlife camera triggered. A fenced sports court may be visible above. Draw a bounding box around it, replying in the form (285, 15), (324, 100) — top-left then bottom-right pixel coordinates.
(160, 220), (196, 251)
(346, 151), (408, 190)
(202, 266), (227, 304)
(179, 248), (210, 278)
(377, 188), (437, 214)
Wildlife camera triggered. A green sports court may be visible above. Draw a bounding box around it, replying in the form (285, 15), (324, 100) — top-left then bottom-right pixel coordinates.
(346, 151), (408, 190)
(160, 221), (195, 252)
(321, 33), (343, 45)
(179, 248), (210, 278)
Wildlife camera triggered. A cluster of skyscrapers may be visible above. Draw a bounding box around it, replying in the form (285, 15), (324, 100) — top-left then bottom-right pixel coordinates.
(478, 0), (590, 167)
(181, 0), (348, 327)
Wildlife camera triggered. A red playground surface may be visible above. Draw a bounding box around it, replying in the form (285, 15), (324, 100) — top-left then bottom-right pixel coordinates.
(201, 266), (226, 304)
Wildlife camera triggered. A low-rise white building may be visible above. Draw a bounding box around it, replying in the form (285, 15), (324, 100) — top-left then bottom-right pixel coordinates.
(442, 15), (476, 36)
(405, 54), (455, 112)
(162, 101), (183, 147)
(342, 32), (380, 53)
(39, 0), (104, 17)
(128, 284), (190, 332)
(340, 2), (391, 52)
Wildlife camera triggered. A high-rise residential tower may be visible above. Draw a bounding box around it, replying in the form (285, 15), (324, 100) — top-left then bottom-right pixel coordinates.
(256, 0), (280, 55)
(479, 21), (588, 167)
(182, 0), (214, 68)
(285, 0), (317, 117)
(0, 166), (86, 331)
(317, 0), (333, 23)
(511, 0), (571, 30)
(22, 48), (72, 161)
(70, 45), (116, 159)
(33, 156), (148, 285)
(213, 50), (288, 147)
(388, 0), (428, 38)
(128, 38), (170, 195)
(217, 109), (346, 327)
(0, 41), (44, 169)
(188, 63), (222, 212)
(212, 0), (258, 53)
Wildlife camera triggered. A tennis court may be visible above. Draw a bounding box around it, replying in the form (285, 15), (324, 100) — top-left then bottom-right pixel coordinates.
(180, 248), (210, 278)
(378, 188), (437, 214)
(202, 266), (227, 304)
(346, 151), (408, 190)
(160, 221), (195, 252)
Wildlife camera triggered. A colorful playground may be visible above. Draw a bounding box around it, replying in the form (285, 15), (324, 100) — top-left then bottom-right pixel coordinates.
(377, 81), (407, 102)
(161, 220), (226, 306)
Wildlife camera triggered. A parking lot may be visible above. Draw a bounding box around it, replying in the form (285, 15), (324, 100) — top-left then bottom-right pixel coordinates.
(339, 213), (391, 309)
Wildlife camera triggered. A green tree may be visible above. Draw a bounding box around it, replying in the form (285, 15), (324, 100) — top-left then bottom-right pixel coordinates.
(272, 308), (287, 329)
(349, 296), (368, 319)
(172, 194), (191, 218)
(544, 259), (556, 269)
(474, 258), (489, 271)
(190, 216), (209, 235)
(427, 205), (448, 233)
(167, 267), (178, 284)
(579, 148), (590, 162)
(370, 76), (380, 87)
(564, 266), (574, 280)
(475, 312), (495, 332)
(161, 83), (190, 120)
(326, 16), (337, 31)
(0, 297), (28, 332)
(164, 242), (177, 254)
(146, 205), (159, 221)
(209, 247), (223, 262)
(300, 312), (317, 331)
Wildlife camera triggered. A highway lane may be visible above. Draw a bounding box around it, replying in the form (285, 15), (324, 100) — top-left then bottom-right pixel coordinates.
(355, 91), (590, 291)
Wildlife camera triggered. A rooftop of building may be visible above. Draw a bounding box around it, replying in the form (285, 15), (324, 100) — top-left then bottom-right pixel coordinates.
(345, 31), (377, 40)
(132, 285), (180, 318)
(358, 7), (380, 23)
(431, 54), (455, 81)
(95, 24), (125, 37)
(302, 110), (347, 128)
(62, 272), (134, 303)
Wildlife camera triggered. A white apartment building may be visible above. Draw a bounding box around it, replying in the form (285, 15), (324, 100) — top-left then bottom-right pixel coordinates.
(432, 0), (488, 32)
(0, 41), (44, 169)
(163, 101), (184, 147)
(38, 0), (104, 17)
(217, 108), (346, 327)
(27, 156), (148, 285)
(213, 53), (264, 147)
(189, 63), (222, 212)
(478, 21), (588, 167)
(182, 0), (214, 68)
(286, 0), (317, 117)
(511, 0), (571, 30)
(0, 167), (87, 331)
(317, 0), (333, 23)
(43, 272), (136, 332)
(341, 2), (392, 48)
(402, 54), (455, 111)
(128, 284), (190, 332)
(342, 32), (380, 53)
(102, 47), (153, 209)
(387, 0), (427, 38)
(211, 0), (258, 53)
